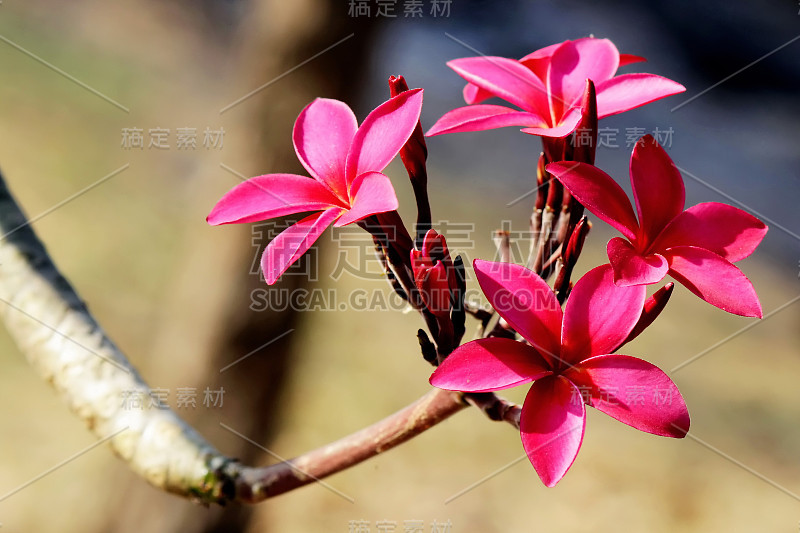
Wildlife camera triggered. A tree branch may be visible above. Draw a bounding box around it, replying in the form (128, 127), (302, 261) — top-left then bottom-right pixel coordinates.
(0, 172), (224, 503)
(0, 171), (518, 505)
(230, 388), (468, 502)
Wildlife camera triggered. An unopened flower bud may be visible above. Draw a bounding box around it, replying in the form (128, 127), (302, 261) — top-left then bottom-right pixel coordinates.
(620, 282), (675, 347)
(389, 75), (431, 243)
(572, 79), (597, 165)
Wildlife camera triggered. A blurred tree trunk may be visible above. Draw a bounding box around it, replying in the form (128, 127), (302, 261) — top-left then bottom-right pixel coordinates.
(104, 1), (377, 531)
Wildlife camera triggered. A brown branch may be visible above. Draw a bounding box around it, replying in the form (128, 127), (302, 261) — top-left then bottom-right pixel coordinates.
(230, 388), (468, 502)
(227, 389), (521, 503)
(464, 392), (521, 428)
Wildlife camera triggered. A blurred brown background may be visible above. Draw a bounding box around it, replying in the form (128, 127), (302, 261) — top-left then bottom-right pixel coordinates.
(0, 0), (798, 531)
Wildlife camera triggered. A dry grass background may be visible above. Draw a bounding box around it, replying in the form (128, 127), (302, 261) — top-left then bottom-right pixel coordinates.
(0, 1), (798, 531)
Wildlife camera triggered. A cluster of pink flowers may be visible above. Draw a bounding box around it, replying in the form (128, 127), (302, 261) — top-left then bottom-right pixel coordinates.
(208, 37), (766, 486)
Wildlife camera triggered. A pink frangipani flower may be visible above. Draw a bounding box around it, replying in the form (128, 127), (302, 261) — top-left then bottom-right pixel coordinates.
(430, 260), (689, 487)
(547, 135), (767, 318)
(207, 90), (424, 284)
(426, 37), (685, 139)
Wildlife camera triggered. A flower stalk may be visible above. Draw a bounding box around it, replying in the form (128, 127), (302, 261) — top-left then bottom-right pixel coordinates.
(389, 75), (432, 245)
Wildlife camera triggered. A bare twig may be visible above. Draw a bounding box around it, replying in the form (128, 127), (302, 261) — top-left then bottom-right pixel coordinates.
(493, 229), (511, 263)
(532, 206), (554, 274)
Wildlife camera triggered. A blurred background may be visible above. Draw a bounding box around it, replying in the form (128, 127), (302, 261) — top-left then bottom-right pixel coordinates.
(0, 0), (798, 531)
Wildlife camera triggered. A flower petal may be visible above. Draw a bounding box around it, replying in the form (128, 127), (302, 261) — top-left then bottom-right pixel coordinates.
(520, 375), (586, 487)
(206, 174), (341, 225)
(607, 237), (669, 286)
(629, 135), (685, 244)
(334, 172), (398, 227)
(473, 259), (563, 364)
(520, 41), (562, 81)
(561, 265), (646, 365)
(463, 82), (495, 105)
(520, 41), (563, 61)
(595, 73), (685, 119)
(521, 106), (583, 138)
(293, 98), (358, 198)
(664, 246), (763, 317)
(430, 338), (552, 393)
(447, 56), (548, 113)
(652, 202), (768, 263)
(345, 89), (424, 185)
(564, 354), (689, 438)
(261, 208), (343, 285)
(425, 105), (547, 137)
(546, 161), (639, 240)
(547, 38), (620, 117)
